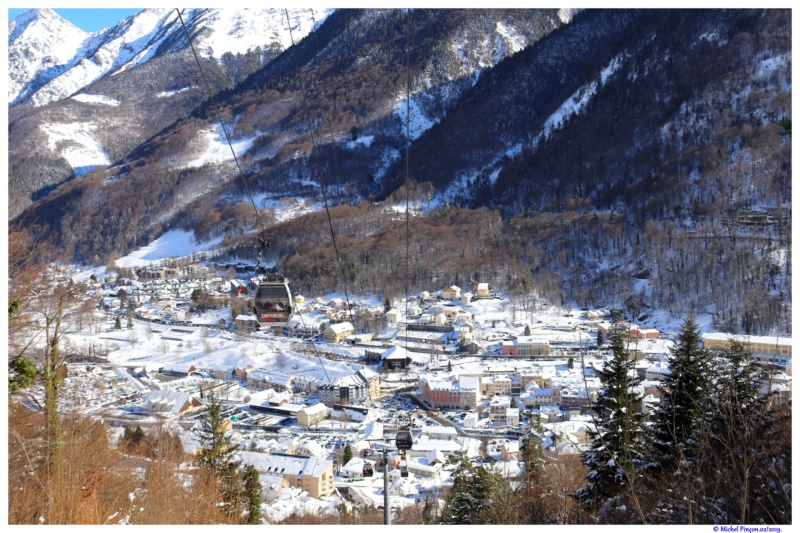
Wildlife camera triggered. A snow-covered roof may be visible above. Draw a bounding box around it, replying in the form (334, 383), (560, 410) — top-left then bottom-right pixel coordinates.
(702, 332), (792, 347)
(381, 345), (411, 360)
(240, 451), (332, 479)
(326, 322), (354, 334)
(421, 426), (457, 438)
(300, 402), (328, 416)
(141, 390), (197, 415)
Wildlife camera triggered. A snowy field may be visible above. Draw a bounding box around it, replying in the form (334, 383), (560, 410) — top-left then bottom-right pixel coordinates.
(115, 230), (227, 268)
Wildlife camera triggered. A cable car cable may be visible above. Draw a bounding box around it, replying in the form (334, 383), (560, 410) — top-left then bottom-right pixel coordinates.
(175, 8), (331, 386)
(283, 8), (354, 321)
(174, 10), (267, 240)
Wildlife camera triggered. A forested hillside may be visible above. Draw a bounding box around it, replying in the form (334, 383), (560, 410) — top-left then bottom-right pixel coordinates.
(12, 8), (791, 334)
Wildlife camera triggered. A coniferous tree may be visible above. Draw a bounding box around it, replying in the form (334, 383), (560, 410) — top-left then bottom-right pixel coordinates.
(573, 319), (645, 519)
(343, 444), (353, 466)
(520, 416), (548, 523)
(242, 464), (263, 524)
(644, 314), (714, 524)
(441, 453), (492, 524)
(115, 316), (122, 330)
(650, 313), (713, 467)
(196, 389), (243, 521)
(703, 340), (787, 524)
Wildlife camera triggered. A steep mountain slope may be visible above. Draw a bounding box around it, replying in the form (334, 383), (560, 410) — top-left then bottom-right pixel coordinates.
(19, 8), (567, 253)
(12, 8), (791, 333)
(8, 8), (332, 108)
(7, 7), (331, 218)
(8, 8), (89, 106)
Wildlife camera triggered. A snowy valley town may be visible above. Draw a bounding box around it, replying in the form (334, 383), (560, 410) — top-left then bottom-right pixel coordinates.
(8, 228), (792, 524)
(7, 6), (792, 527)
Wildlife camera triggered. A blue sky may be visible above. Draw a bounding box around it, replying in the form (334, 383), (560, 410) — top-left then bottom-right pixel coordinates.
(8, 8), (143, 33)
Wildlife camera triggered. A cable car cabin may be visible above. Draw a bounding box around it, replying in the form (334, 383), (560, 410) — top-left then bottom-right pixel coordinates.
(362, 464), (374, 477)
(252, 273), (294, 329)
(396, 428), (413, 451)
(400, 465), (409, 478)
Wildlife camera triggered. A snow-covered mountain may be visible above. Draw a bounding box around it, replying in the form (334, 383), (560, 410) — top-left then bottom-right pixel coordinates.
(8, 8), (89, 106)
(8, 7), (333, 107)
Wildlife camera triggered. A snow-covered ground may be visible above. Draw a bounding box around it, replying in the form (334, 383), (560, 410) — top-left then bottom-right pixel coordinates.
(115, 230), (227, 268)
(40, 121), (112, 174)
(181, 125), (257, 169)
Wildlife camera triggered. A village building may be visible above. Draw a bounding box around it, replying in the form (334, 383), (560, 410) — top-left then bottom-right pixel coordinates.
(140, 390), (203, 416)
(489, 395), (513, 422)
(232, 365), (255, 380)
(381, 345), (413, 371)
(246, 370), (295, 392)
(701, 333), (792, 366)
(483, 375), (513, 396)
(318, 373), (371, 406)
(630, 326), (660, 340)
(297, 403), (328, 427)
(241, 452), (335, 498)
(419, 375), (480, 410)
(501, 336), (551, 356)
(323, 322), (355, 343)
(520, 386), (561, 408)
(386, 308), (402, 324)
(440, 285), (461, 301)
(645, 362), (671, 381)
(234, 314), (259, 333)
(476, 282), (490, 298)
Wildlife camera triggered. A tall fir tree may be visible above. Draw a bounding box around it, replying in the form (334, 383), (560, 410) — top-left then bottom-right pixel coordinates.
(440, 453), (493, 524)
(644, 313), (714, 523)
(342, 444), (353, 466)
(650, 313), (713, 468)
(574, 319), (645, 517)
(520, 416), (548, 523)
(242, 464), (263, 524)
(196, 389), (243, 522)
(704, 339), (787, 524)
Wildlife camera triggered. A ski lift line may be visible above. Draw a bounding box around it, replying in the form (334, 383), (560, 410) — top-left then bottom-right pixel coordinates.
(294, 310), (333, 386)
(174, 9), (267, 238)
(175, 8), (329, 386)
(304, 8), (355, 324)
(404, 11), (412, 357)
(282, 8), (349, 303)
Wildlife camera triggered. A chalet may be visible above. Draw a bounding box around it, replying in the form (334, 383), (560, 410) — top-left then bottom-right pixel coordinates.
(381, 345), (413, 371)
(406, 460), (442, 478)
(476, 282), (490, 297)
(234, 314), (258, 333)
(323, 322), (355, 343)
(440, 286), (461, 301)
